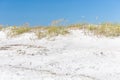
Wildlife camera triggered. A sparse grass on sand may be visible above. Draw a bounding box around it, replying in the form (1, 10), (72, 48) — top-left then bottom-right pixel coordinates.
(7, 26), (69, 38)
(68, 23), (120, 37)
(9, 26), (31, 37)
(2, 23), (120, 38)
(0, 25), (3, 30)
(93, 23), (120, 37)
(35, 26), (69, 39)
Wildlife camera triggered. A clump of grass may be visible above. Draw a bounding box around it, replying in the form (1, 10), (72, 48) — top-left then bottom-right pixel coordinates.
(81, 23), (120, 37)
(93, 24), (120, 37)
(0, 27), (2, 30)
(86, 25), (97, 31)
(31, 26), (45, 31)
(67, 24), (83, 30)
(68, 23), (120, 37)
(35, 31), (46, 39)
(0, 25), (3, 30)
(31, 26), (47, 39)
(9, 26), (31, 37)
(46, 26), (69, 37)
(4, 22), (120, 38)
(34, 26), (69, 39)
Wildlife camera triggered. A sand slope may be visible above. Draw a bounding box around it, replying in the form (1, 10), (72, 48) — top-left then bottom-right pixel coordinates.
(0, 30), (120, 80)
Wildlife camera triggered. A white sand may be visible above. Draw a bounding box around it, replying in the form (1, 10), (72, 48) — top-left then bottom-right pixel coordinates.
(0, 30), (120, 80)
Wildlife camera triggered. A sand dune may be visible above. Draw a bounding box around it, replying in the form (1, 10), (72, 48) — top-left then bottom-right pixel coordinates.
(0, 30), (120, 80)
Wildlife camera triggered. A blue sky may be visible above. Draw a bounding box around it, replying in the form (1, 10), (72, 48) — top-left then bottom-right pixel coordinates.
(0, 0), (120, 26)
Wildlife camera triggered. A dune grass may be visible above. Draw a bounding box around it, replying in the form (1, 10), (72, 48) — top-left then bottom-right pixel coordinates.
(6, 25), (69, 38)
(47, 26), (69, 36)
(3, 23), (120, 38)
(67, 23), (120, 37)
(9, 26), (31, 37)
(35, 26), (69, 39)
(86, 23), (120, 37)
(0, 27), (2, 30)
(0, 26), (3, 30)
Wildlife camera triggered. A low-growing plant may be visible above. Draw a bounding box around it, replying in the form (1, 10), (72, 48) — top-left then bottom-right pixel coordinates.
(67, 24), (83, 30)
(46, 26), (69, 37)
(86, 23), (120, 37)
(0, 27), (2, 30)
(34, 26), (69, 39)
(0, 25), (3, 30)
(10, 26), (31, 37)
(67, 23), (120, 37)
(35, 30), (47, 39)
(4, 22), (120, 38)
